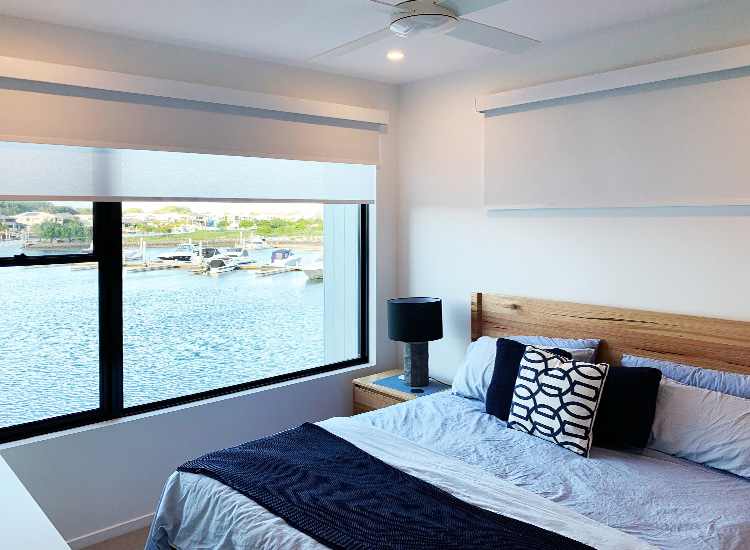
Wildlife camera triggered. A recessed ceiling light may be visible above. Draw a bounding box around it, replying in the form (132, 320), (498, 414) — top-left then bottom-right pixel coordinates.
(387, 51), (405, 61)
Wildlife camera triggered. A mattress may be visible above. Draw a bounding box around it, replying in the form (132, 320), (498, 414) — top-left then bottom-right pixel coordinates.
(146, 393), (750, 550)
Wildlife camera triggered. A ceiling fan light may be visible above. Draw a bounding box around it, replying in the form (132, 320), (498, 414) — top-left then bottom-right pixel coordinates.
(390, 14), (458, 37)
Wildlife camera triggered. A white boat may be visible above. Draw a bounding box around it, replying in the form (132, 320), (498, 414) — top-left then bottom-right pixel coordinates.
(266, 248), (301, 267)
(224, 246), (257, 266)
(302, 255), (324, 280)
(204, 258), (236, 274)
(155, 243), (222, 264)
(122, 248), (142, 261)
(155, 243), (199, 263)
(249, 234), (272, 249)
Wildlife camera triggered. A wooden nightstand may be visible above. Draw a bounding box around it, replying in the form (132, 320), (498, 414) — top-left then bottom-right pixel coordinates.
(353, 369), (451, 414)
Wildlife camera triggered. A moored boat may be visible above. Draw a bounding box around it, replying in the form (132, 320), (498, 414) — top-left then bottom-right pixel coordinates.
(224, 246), (257, 266)
(249, 234), (272, 249)
(122, 248), (143, 261)
(265, 248), (301, 267)
(155, 244), (222, 264)
(204, 258), (236, 274)
(302, 255), (323, 280)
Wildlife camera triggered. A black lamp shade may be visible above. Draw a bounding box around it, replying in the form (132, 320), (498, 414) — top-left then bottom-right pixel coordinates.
(387, 297), (443, 343)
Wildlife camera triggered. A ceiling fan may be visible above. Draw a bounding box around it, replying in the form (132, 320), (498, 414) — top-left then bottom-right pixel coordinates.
(310, 0), (540, 62)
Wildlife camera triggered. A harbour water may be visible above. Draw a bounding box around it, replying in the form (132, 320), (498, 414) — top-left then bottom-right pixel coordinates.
(0, 243), (330, 428)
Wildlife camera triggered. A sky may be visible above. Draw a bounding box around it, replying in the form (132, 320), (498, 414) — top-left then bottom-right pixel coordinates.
(123, 202), (322, 217)
(55, 201), (323, 217)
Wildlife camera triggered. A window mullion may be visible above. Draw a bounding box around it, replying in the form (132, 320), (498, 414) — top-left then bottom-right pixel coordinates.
(95, 202), (124, 418)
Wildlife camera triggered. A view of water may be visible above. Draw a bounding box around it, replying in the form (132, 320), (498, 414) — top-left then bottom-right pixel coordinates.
(0, 243), (329, 428)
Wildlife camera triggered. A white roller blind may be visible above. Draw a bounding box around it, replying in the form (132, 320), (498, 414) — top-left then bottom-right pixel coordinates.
(0, 141), (375, 203)
(483, 70), (750, 209)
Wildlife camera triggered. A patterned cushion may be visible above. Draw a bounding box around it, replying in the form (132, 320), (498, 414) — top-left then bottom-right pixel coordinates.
(485, 339), (572, 421)
(508, 348), (609, 457)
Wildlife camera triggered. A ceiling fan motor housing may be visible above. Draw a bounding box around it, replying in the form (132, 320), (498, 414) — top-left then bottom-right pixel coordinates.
(390, 1), (459, 37)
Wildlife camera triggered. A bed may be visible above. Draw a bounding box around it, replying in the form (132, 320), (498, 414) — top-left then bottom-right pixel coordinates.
(145, 293), (750, 550)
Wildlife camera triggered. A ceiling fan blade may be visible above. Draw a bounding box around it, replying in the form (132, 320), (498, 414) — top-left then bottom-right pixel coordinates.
(449, 18), (539, 53)
(437, 0), (509, 17)
(310, 28), (394, 62)
(368, 0), (411, 14)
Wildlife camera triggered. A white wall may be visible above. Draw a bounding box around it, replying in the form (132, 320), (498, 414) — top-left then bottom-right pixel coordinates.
(397, 0), (750, 383)
(0, 15), (399, 547)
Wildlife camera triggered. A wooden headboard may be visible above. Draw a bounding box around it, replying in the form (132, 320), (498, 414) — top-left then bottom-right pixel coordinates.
(472, 293), (750, 375)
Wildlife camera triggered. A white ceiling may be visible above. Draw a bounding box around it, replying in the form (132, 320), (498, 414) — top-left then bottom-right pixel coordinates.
(0, 0), (729, 84)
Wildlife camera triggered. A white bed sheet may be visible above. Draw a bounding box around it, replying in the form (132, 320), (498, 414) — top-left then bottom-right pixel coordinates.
(146, 417), (656, 550)
(355, 393), (750, 550)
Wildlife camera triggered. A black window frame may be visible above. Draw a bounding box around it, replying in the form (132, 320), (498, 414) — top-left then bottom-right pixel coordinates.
(0, 202), (368, 443)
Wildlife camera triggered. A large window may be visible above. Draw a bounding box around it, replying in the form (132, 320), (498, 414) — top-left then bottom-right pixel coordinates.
(120, 201), (363, 409)
(0, 202), (99, 429)
(0, 146), (369, 443)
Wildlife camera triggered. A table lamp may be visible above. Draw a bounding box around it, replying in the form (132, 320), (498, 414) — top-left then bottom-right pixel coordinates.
(387, 297), (443, 387)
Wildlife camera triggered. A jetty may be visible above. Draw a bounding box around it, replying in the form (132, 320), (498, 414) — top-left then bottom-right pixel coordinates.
(126, 264), (182, 273)
(255, 266), (301, 277)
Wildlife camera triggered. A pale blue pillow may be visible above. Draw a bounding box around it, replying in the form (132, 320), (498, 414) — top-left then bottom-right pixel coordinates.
(622, 354), (750, 400)
(650, 378), (750, 478)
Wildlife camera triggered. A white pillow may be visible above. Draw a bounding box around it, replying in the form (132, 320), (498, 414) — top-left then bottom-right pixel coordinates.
(451, 336), (497, 402)
(508, 347), (609, 457)
(451, 337), (597, 402)
(649, 378), (750, 478)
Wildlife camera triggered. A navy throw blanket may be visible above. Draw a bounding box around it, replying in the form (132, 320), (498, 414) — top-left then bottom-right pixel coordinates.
(178, 423), (594, 550)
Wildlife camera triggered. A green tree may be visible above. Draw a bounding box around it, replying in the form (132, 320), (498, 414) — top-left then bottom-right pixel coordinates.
(238, 219), (256, 228)
(0, 201), (48, 216)
(154, 221), (174, 234)
(34, 220), (61, 241)
(154, 206), (192, 214)
(0, 202), (95, 216)
(60, 218), (86, 241)
(123, 208), (144, 215)
(52, 206), (77, 215)
(216, 220), (230, 230)
(135, 223), (158, 234)
(0, 222), (8, 233)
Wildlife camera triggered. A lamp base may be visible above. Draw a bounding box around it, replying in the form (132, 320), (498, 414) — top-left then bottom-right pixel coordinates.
(404, 342), (429, 387)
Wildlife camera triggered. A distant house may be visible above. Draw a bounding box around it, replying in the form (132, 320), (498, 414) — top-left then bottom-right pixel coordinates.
(15, 212), (55, 226)
(0, 216), (22, 238)
(74, 214), (94, 226)
(0, 216), (20, 228)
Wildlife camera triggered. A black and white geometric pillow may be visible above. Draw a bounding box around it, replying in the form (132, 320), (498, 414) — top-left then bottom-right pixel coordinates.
(508, 347), (609, 457)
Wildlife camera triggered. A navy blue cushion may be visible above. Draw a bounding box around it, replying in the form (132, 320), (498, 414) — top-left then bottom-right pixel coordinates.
(485, 339), (571, 421)
(593, 366), (662, 448)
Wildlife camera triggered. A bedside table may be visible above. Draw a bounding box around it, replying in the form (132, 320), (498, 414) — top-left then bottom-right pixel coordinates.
(353, 369), (451, 414)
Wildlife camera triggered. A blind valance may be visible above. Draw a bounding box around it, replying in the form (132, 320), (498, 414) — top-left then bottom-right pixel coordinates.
(0, 85), (381, 167)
